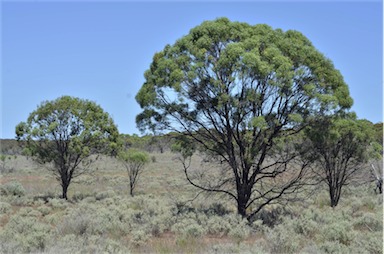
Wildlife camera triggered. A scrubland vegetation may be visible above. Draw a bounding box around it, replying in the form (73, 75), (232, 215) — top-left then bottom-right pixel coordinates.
(0, 152), (382, 253)
(2, 17), (383, 253)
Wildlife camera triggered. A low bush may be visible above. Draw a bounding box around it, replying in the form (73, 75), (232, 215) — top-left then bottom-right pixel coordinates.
(319, 220), (356, 246)
(56, 209), (93, 236)
(0, 181), (25, 196)
(37, 205), (52, 216)
(47, 198), (68, 209)
(0, 212), (51, 253)
(266, 222), (301, 253)
(130, 229), (150, 246)
(0, 201), (12, 214)
(95, 189), (116, 201)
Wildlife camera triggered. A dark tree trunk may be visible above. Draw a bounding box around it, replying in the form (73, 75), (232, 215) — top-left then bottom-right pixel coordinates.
(61, 182), (69, 200)
(329, 184), (341, 207)
(236, 185), (251, 218)
(375, 179), (383, 194)
(61, 169), (71, 200)
(129, 184), (134, 197)
(237, 197), (248, 218)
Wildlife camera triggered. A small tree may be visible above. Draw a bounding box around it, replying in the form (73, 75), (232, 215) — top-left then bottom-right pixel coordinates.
(305, 116), (375, 207)
(118, 149), (149, 196)
(15, 96), (120, 199)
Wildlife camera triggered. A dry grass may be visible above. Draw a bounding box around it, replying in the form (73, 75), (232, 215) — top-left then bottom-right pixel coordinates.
(0, 153), (382, 254)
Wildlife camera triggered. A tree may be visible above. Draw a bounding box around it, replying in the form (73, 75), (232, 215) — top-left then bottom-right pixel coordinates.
(135, 18), (352, 219)
(373, 122), (383, 147)
(305, 116), (376, 207)
(16, 96), (120, 199)
(118, 149), (149, 196)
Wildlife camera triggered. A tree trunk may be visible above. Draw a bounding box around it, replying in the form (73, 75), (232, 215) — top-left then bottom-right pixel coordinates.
(129, 184), (134, 197)
(237, 198), (247, 218)
(61, 170), (71, 200)
(61, 182), (69, 200)
(236, 186), (250, 218)
(329, 185), (341, 207)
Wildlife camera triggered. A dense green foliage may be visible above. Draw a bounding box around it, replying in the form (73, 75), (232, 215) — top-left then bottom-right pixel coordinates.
(136, 17), (353, 218)
(373, 122), (383, 146)
(306, 116), (377, 207)
(15, 96), (120, 199)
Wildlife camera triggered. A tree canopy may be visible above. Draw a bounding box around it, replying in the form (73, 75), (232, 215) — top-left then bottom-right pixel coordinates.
(118, 148), (150, 196)
(305, 115), (377, 207)
(16, 96), (120, 199)
(136, 18), (353, 218)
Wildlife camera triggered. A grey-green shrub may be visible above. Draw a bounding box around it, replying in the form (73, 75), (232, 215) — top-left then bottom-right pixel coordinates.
(353, 212), (383, 232)
(0, 201), (11, 214)
(351, 231), (383, 254)
(130, 229), (150, 246)
(319, 220), (356, 245)
(171, 217), (206, 237)
(0, 181), (25, 196)
(228, 217), (251, 245)
(0, 213), (51, 253)
(48, 198), (67, 209)
(37, 205), (52, 216)
(320, 241), (350, 253)
(95, 189), (116, 201)
(56, 210), (93, 236)
(266, 222), (301, 253)
(206, 215), (232, 236)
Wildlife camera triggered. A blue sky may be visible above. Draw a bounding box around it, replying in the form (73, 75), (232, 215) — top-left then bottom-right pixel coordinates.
(1, 1), (382, 139)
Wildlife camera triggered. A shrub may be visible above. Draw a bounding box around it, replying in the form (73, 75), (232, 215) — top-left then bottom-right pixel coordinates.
(353, 212), (383, 232)
(226, 214), (251, 244)
(293, 217), (318, 238)
(130, 229), (150, 246)
(0, 201), (12, 214)
(72, 191), (93, 202)
(320, 220), (356, 246)
(37, 205), (52, 216)
(17, 207), (42, 218)
(351, 231), (383, 254)
(320, 241), (350, 253)
(251, 219), (266, 233)
(95, 189), (116, 201)
(47, 198), (67, 209)
(266, 223), (300, 253)
(204, 202), (231, 216)
(0, 213), (51, 253)
(82, 196), (97, 203)
(229, 225), (250, 245)
(206, 216), (232, 236)
(252, 205), (286, 227)
(0, 181), (25, 196)
(171, 218), (206, 238)
(56, 210), (93, 236)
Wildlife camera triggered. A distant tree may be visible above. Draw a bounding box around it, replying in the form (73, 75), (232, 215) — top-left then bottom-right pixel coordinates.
(305, 115), (376, 207)
(0, 139), (23, 155)
(373, 122), (383, 146)
(15, 96), (120, 199)
(118, 149), (149, 196)
(135, 18), (353, 219)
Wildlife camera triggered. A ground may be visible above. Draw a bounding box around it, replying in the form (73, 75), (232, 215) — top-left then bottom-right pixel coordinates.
(0, 152), (382, 253)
